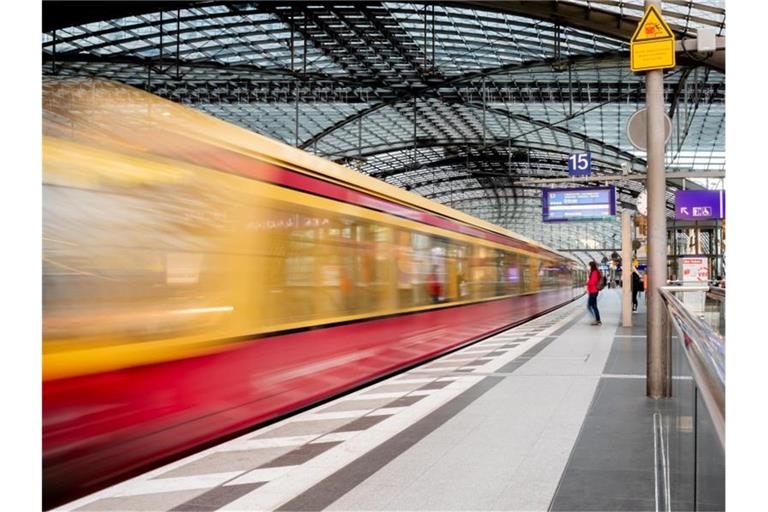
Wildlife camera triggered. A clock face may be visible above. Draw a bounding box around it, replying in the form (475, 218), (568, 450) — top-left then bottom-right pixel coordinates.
(637, 189), (648, 216)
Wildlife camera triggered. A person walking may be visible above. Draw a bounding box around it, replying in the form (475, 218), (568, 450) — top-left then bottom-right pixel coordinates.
(586, 261), (602, 326)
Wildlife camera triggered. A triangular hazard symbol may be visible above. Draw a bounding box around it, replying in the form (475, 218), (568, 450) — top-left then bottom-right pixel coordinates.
(631, 5), (674, 42)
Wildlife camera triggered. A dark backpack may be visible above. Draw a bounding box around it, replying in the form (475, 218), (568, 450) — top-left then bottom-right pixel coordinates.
(597, 274), (607, 291)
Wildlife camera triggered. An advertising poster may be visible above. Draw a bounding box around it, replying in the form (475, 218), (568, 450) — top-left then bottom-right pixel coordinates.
(681, 257), (708, 313)
(681, 257), (709, 282)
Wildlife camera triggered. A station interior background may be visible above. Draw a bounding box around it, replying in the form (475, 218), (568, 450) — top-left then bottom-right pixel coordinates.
(0, 2), (764, 509)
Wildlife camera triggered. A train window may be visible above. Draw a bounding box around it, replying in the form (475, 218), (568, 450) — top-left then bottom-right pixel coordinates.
(285, 255), (314, 287)
(394, 230), (435, 309)
(540, 260), (558, 290)
(282, 216), (397, 321)
(393, 232), (460, 308)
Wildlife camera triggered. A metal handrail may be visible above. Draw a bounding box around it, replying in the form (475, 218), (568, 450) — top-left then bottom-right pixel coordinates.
(707, 286), (725, 302)
(659, 286), (725, 448)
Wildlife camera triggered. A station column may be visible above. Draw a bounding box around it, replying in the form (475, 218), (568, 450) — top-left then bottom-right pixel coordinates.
(645, 0), (671, 398)
(622, 210), (632, 327)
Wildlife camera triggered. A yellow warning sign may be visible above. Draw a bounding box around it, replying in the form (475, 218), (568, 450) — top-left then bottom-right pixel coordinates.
(630, 5), (676, 72)
(631, 5), (674, 42)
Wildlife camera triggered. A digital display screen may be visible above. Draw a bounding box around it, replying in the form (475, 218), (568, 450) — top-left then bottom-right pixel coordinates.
(542, 186), (617, 222)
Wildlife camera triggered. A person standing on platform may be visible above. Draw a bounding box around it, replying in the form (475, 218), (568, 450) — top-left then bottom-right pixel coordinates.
(586, 261), (602, 326)
(631, 266), (643, 312)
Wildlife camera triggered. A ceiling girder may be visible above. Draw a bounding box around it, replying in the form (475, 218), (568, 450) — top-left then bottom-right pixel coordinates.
(265, 5), (391, 86)
(297, 49), (637, 149)
(49, 57), (721, 108)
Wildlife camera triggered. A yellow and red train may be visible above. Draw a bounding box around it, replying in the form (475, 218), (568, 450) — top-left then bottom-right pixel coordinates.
(43, 79), (585, 506)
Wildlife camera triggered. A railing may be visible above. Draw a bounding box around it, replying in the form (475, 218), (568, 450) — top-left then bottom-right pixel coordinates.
(706, 286), (725, 302)
(659, 286), (725, 447)
(658, 285), (725, 511)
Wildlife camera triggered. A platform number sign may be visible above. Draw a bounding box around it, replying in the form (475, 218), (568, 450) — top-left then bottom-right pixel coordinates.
(567, 152), (592, 177)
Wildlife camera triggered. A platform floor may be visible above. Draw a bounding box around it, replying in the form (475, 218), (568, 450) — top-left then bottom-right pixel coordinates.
(57, 289), (706, 512)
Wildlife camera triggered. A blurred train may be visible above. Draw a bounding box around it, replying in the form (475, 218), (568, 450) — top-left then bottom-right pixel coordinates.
(43, 79), (586, 506)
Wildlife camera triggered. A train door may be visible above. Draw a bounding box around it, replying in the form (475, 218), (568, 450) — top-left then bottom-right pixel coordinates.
(395, 229), (415, 308)
(527, 255), (541, 293)
(469, 244), (496, 299)
(370, 223), (396, 313)
(447, 241), (469, 301)
(495, 249), (506, 296)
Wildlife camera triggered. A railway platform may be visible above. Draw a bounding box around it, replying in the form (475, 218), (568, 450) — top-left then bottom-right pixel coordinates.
(55, 290), (721, 511)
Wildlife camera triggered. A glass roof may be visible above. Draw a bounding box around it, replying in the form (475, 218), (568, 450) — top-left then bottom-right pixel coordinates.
(42, 1), (726, 259)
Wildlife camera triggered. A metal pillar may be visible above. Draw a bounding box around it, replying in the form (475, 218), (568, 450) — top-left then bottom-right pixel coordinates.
(645, 0), (671, 398)
(622, 211), (632, 327)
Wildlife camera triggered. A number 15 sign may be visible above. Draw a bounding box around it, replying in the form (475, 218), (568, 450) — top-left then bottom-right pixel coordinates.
(568, 152), (592, 177)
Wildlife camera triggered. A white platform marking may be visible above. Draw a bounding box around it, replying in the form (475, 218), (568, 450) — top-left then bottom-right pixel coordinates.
(218, 435), (318, 451)
(224, 467), (293, 486)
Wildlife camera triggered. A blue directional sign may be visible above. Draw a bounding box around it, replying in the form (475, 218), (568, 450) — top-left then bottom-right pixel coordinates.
(675, 190), (725, 220)
(567, 152), (592, 177)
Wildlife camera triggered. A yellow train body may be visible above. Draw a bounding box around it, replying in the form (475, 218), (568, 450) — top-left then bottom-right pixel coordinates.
(43, 79), (580, 381)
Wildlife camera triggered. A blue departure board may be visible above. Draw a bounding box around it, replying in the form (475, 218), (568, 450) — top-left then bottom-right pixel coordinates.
(542, 186), (616, 222)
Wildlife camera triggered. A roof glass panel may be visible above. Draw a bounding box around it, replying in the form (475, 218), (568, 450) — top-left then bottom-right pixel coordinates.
(567, 0), (725, 34)
(42, 1), (725, 252)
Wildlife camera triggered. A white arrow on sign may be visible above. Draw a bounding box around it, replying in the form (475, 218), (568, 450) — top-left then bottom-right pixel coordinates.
(681, 207), (689, 215)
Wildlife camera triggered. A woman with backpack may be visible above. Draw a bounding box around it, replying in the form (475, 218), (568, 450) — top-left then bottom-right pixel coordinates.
(586, 261), (602, 326)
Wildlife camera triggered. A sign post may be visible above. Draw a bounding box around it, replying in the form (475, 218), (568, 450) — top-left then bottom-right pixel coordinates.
(622, 211), (633, 327)
(638, 1), (673, 399)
